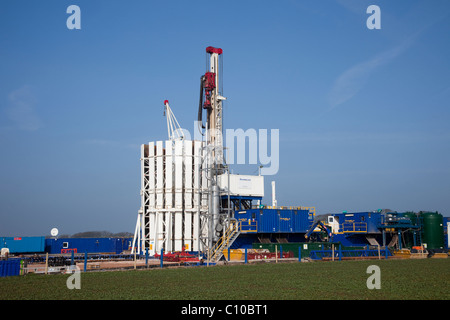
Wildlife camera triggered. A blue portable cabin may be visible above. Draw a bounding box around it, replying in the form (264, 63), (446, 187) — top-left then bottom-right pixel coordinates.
(45, 237), (132, 254)
(230, 206), (315, 248)
(224, 194), (314, 233)
(235, 208), (313, 234)
(1, 236), (45, 254)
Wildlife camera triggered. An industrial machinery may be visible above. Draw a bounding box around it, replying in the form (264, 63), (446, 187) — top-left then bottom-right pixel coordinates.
(130, 46), (448, 262)
(303, 210), (447, 255)
(131, 46), (235, 259)
(131, 46), (315, 261)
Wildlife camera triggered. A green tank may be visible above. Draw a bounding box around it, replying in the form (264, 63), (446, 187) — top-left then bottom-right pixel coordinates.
(420, 212), (445, 250)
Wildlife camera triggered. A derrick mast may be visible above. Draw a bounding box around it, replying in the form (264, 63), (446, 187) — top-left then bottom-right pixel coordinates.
(134, 46), (253, 263)
(199, 46), (227, 246)
(199, 46), (226, 169)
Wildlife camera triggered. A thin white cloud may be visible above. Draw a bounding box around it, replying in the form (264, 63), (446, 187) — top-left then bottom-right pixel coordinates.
(326, 35), (415, 112)
(325, 2), (450, 115)
(6, 85), (43, 131)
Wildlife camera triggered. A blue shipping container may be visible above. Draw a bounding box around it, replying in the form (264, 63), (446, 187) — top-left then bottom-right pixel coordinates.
(279, 210), (293, 232)
(237, 209), (311, 233)
(258, 209), (278, 232)
(294, 209), (312, 232)
(1, 237), (45, 253)
(45, 238), (132, 254)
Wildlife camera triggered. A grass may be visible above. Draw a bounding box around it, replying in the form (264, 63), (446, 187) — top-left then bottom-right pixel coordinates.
(0, 259), (449, 300)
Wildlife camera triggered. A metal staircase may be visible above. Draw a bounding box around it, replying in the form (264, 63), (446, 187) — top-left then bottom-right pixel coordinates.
(209, 219), (241, 263)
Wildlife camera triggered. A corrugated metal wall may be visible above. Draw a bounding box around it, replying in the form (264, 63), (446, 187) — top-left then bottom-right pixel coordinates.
(0, 259), (21, 277)
(238, 209), (312, 233)
(1, 237), (132, 255)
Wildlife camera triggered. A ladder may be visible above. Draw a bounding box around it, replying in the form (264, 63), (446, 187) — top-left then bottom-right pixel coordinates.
(209, 219), (241, 263)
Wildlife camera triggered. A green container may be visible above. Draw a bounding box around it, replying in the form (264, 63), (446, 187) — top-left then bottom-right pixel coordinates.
(420, 212), (445, 250)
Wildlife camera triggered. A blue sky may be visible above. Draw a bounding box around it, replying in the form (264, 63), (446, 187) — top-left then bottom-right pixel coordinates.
(1, 0), (449, 236)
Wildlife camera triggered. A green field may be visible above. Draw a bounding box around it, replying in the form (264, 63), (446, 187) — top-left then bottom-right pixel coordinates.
(0, 259), (449, 300)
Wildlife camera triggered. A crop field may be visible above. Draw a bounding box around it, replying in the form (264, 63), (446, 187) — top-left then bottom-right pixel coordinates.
(0, 259), (448, 300)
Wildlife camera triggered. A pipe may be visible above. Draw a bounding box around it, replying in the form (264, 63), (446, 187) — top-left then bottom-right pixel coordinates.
(212, 185), (220, 242)
(271, 181), (277, 207)
(198, 75), (205, 132)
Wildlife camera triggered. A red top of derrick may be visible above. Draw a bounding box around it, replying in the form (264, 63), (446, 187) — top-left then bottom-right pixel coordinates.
(206, 46), (223, 55)
(164, 100), (169, 105)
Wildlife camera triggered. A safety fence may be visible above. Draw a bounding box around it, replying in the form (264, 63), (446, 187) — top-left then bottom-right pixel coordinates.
(23, 253), (138, 264)
(309, 247), (392, 260)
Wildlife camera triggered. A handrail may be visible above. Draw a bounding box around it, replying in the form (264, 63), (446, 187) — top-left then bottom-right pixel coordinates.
(310, 248), (392, 260)
(250, 205), (316, 217)
(210, 220), (239, 260)
(340, 222), (367, 233)
(239, 220), (258, 233)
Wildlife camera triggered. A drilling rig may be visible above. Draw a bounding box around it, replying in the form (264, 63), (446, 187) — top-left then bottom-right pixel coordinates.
(131, 46), (264, 262)
(198, 46), (228, 251)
